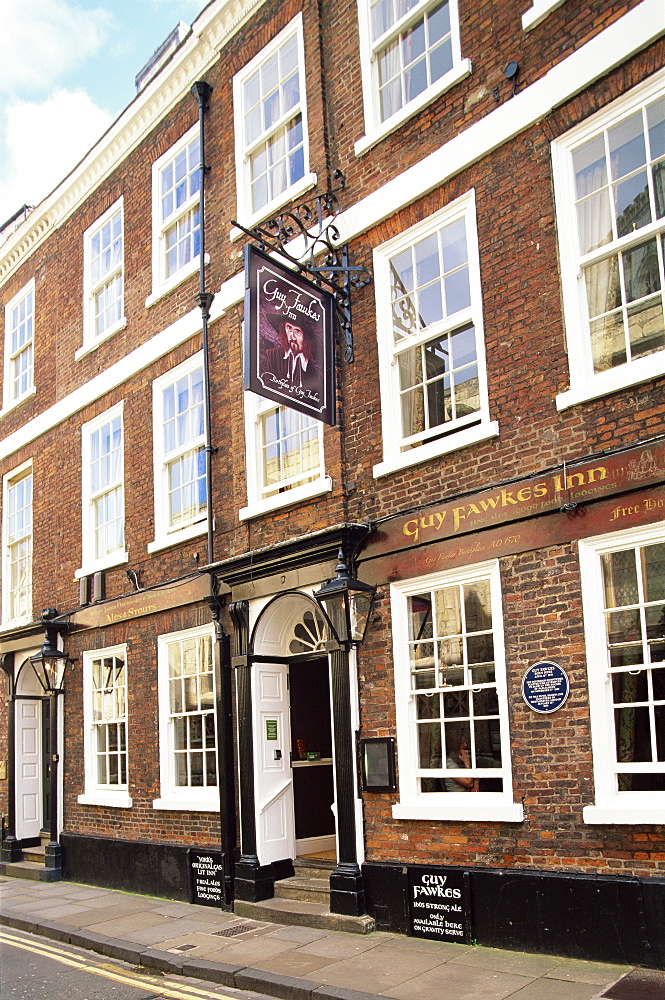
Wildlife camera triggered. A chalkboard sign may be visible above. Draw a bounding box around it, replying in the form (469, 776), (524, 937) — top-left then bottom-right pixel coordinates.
(522, 661), (570, 714)
(188, 849), (224, 907)
(408, 866), (470, 943)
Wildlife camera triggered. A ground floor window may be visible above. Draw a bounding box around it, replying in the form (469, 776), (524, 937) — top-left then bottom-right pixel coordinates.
(581, 521), (665, 824)
(154, 624), (217, 811)
(78, 645), (131, 809)
(390, 560), (522, 822)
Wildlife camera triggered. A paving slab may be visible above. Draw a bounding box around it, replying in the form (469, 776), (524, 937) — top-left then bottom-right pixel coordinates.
(205, 935), (301, 964)
(502, 980), (605, 1000)
(298, 933), (382, 959)
(381, 963), (535, 1000)
(302, 942), (447, 993)
(449, 946), (566, 978)
(249, 950), (338, 977)
(81, 910), (173, 938)
(266, 926), (330, 944)
(544, 960), (633, 985)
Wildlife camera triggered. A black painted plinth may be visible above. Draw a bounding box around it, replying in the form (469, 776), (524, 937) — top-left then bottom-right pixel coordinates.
(0, 836), (23, 863)
(362, 861), (665, 969)
(233, 858), (275, 902)
(43, 842), (62, 872)
(330, 869), (365, 916)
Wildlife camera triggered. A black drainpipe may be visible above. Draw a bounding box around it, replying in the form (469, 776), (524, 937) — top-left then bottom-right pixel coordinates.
(191, 81), (236, 908)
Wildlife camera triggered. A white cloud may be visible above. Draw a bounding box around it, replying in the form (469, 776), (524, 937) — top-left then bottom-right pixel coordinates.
(0, 90), (112, 224)
(0, 0), (113, 95)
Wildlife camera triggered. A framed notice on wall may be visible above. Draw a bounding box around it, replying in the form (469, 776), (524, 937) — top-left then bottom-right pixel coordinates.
(244, 245), (336, 426)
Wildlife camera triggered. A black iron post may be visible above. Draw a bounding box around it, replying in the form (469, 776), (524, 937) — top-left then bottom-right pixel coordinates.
(0, 653), (21, 863)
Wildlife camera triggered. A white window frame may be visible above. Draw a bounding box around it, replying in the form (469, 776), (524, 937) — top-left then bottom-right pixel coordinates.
(580, 520), (665, 825)
(2, 460), (33, 626)
(232, 14), (316, 229)
(78, 645), (132, 809)
(153, 623), (217, 811)
(355, 0), (471, 156)
(240, 390), (331, 520)
(149, 352), (207, 554)
(521, 0), (567, 31)
(553, 70), (665, 411)
(148, 123), (201, 305)
(391, 560), (522, 822)
(77, 402), (127, 578)
(3, 279), (35, 413)
(373, 190), (497, 478)
(79, 198), (126, 358)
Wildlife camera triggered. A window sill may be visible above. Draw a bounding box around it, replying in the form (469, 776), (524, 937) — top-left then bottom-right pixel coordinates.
(75, 317), (127, 361)
(354, 61), (472, 158)
(230, 173), (318, 242)
(583, 803), (665, 825)
(239, 476), (332, 521)
(153, 795), (219, 812)
(148, 520), (207, 554)
(374, 420), (499, 479)
(392, 799), (524, 823)
(78, 792), (132, 809)
(0, 385), (36, 418)
(145, 255), (207, 309)
(556, 352), (665, 411)
(75, 550), (129, 579)
(522, 0), (567, 30)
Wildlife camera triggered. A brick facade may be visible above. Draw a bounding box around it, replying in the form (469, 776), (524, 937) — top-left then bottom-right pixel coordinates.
(1, 0), (665, 963)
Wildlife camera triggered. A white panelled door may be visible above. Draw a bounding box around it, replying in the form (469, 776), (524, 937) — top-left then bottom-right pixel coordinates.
(15, 699), (42, 840)
(253, 662), (295, 865)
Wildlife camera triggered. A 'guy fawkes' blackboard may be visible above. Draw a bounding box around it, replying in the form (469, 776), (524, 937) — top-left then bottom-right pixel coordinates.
(408, 866), (470, 943)
(188, 850), (224, 907)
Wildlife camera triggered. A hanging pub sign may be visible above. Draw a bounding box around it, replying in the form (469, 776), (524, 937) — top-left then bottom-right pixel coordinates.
(244, 245), (336, 426)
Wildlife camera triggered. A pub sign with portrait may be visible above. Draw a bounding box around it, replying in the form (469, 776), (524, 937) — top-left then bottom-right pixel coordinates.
(244, 245), (336, 426)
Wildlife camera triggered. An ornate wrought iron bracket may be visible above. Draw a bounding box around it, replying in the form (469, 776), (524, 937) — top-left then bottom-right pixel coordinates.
(231, 172), (371, 362)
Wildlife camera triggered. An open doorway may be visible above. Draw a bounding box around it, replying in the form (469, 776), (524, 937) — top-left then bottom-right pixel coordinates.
(289, 657), (335, 858)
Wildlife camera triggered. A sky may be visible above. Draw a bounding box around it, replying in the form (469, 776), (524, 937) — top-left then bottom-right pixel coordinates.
(0, 0), (206, 228)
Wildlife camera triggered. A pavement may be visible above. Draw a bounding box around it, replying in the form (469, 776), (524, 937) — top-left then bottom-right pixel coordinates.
(1, 874), (664, 1000)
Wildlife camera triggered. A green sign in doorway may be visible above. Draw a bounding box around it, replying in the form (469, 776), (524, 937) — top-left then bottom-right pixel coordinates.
(266, 719), (278, 740)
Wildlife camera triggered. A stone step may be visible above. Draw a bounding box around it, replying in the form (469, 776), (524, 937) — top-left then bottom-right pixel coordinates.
(291, 862), (334, 881)
(22, 845), (46, 864)
(234, 895), (375, 935)
(274, 874), (330, 903)
(1, 860), (44, 881)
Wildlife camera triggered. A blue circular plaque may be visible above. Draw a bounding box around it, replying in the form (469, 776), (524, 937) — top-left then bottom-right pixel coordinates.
(521, 661), (569, 714)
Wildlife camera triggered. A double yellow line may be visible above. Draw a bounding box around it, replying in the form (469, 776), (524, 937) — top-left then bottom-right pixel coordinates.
(0, 928), (237, 1000)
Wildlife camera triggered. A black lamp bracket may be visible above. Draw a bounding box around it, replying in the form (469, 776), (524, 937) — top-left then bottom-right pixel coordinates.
(231, 171), (371, 362)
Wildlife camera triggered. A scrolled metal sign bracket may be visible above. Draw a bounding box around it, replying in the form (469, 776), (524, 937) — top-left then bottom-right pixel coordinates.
(232, 171), (371, 362)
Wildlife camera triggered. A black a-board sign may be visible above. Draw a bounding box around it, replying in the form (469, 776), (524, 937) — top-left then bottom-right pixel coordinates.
(408, 866), (471, 943)
(188, 849), (224, 907)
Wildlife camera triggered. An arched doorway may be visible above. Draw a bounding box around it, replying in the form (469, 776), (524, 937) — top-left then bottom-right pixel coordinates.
(250, 593), (336, 865)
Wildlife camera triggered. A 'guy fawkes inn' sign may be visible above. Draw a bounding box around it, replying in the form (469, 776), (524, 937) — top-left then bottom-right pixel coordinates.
(367, 441), (665, 555)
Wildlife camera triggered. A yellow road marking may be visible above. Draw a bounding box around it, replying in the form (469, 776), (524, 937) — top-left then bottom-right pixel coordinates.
(0, 929), (238, 1000)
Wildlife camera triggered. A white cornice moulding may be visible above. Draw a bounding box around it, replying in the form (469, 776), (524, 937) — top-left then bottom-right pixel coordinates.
(0, 0), (267, 284)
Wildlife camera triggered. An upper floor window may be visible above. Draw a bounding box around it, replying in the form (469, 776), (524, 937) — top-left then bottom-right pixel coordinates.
(78, 646), (131, 809)
(149, 353), (207, 552)
(233, 15), (315, 226)
(373, 191), (497, 478)
(79, 403), (126, 576)
(2, 463), (32, 625)
(521, 0), (567, 31)
(3, 279), (35, 411)
(241, 391), (330, 520)
(390, 561), (522, 822)
(82, 199), (124, 351)
(150, 125), (201, 298)
(580, 521), (665, 825)
(554, 72), (665, 409)
(356, 0), (469, 153)
(154, 624), (217, 811)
